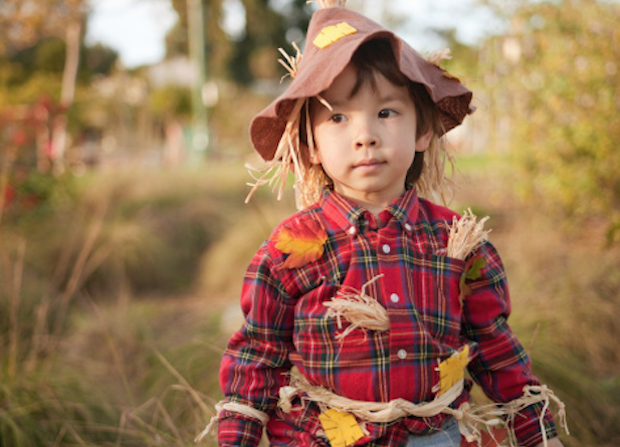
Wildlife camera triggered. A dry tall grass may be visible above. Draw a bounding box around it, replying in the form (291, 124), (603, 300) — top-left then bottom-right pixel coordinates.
(1, 161), (618, 446)
(453, 164), (620, 447)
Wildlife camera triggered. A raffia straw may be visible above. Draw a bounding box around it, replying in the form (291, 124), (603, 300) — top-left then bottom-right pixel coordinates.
(278, 42), (302, 81)
(453, 385), (569, 447)
(307, 0), (347, 8)
(279, 368), (569, 447)
(195, 401), (270, 443)
(416, 135), (456, 206)
(245, 98), (306, 204)
(324, 275), (389, 340)
(446, 208), (490, 260)
(501, 385), (570, 447)
(426, 48), (452, 67)
(279, 367), (464, 421)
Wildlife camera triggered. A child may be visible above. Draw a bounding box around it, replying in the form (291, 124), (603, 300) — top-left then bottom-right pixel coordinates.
(205, 1), (568, 446)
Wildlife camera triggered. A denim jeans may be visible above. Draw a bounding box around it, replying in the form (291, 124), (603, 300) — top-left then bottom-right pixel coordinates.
(405, 418), (461, 447)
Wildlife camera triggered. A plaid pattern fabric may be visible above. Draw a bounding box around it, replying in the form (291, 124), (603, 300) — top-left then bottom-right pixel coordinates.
(218, 188), (556, 447)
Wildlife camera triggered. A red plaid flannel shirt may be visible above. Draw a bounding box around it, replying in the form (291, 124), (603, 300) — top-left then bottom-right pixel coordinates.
(218, 188), (556, 446)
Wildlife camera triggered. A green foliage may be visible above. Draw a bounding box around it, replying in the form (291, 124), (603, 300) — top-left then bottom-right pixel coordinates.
(483, 0), (620, 240)
(0, 41), (117, 107)
(0, 0), (88, 55)
(167, 0), (312, 84)
(80, 43), (118, 77)
(5, 171), (77, 219)
(149, 85), (192, 121)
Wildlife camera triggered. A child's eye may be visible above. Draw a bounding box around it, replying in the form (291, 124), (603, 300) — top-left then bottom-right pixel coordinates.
(330, 114), (346, 123)
(378, 109), (397, 118)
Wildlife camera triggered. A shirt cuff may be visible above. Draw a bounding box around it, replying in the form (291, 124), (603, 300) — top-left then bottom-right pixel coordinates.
(512, 401), (558, 447)
(218, 411), (264, 447)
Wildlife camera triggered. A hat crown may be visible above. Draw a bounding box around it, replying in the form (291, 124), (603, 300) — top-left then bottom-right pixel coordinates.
(249, 5), (474, 161)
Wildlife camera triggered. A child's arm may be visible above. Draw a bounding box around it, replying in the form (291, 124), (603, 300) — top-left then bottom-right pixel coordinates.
(460, 241), (558, 447)
(218, 242), (296, 446)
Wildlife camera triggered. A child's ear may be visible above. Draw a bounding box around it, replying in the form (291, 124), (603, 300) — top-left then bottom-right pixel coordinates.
(415, 129), (433, 153)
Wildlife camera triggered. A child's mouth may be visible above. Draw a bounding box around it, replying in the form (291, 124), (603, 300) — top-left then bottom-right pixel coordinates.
(354, 159), (384, 171)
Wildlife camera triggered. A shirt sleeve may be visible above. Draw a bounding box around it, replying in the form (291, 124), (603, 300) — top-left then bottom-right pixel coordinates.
(218, 241), (296, 447)
(461, 241), (557, 447)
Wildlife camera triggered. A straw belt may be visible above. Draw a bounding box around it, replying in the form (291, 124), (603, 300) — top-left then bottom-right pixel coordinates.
(279, 367), (464, 422)
(197, 370), (568, 447)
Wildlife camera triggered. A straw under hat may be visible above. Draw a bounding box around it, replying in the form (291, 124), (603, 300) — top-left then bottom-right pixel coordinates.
(249, 1), (475, 161)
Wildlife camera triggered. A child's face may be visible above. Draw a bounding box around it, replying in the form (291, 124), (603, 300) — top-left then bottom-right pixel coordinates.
(310, 62), (431, 211)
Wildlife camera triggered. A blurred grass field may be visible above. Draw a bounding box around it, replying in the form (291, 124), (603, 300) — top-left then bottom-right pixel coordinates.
(1, 157), (619, 446)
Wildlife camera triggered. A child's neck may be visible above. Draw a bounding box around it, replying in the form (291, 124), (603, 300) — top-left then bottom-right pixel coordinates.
(334, 188), (405, 217)
(357, 200), (385, 217)
(339, 194), (390, 217)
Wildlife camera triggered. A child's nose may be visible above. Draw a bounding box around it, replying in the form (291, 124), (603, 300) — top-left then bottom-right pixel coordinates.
(354, 120), (379, 149)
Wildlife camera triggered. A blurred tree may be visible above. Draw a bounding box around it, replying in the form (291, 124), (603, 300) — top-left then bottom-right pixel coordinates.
(0, 0), (90, 173)
(80, 43), (119, 78)
(0, 0), (88, 55)
(166, 0), (312, 85)
(481, 0), (620, 243)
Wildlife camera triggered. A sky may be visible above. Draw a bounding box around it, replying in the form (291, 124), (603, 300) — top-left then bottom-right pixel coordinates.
(85, 0), (504, 69)
(86, 0), (178, 68)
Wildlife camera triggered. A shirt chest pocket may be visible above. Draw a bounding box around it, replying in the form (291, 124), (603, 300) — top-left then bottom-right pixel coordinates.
(408, 253), (466, 343)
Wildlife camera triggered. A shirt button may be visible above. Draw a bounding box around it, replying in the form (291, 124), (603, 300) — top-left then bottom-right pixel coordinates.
(382, 244), (391, 254)
(390, 293), (400, 303)
(348, 226), (356, 235)
(397, 349), (407, 360)
(405, 223), (412, 231)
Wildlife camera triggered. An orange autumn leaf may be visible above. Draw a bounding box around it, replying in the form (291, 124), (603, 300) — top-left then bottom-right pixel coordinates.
(275, 220), (327, 269)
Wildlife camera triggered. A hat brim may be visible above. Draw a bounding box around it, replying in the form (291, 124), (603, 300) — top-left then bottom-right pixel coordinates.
(249, 7), (474, 161)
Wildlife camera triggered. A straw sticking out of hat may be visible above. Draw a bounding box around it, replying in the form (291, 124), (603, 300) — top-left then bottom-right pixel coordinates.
(308, 0), (347, 8)
(278, 43), (302, 81)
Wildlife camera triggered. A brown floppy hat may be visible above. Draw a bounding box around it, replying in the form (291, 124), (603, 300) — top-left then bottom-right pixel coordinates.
(249, 3), (475, 161)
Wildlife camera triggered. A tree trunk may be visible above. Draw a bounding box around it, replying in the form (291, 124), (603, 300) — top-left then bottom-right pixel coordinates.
(49, 19), (82, 173)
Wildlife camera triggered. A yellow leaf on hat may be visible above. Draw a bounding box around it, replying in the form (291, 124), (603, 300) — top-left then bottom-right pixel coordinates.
(313, 22), (357, 49)
(437, 345), (470, 396)
(319, 408), (365, 447)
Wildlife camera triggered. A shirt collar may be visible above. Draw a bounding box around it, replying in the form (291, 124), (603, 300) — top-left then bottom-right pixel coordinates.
(320, 187), (420, 232)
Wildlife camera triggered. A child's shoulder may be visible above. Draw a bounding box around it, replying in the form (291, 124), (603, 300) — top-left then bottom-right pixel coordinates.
(418, 197), (461, 223)
(270, 202), (325, 237)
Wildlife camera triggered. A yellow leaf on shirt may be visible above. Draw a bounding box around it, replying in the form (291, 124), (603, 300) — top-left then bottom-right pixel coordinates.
(274, 220), (327, 269)
(437, 345), (470, 396)
(319, 408), (365, 447)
